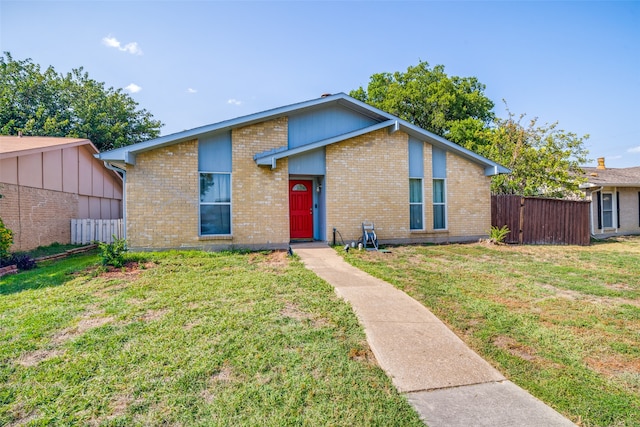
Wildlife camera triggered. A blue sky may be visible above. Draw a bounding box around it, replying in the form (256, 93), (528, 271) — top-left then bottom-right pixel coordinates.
(2, 1), (639, 167)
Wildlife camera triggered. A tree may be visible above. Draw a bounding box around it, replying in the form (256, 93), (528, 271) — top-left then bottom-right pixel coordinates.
(350, 60), (495, 145)
(467, 107), (589, 197)
(352, 61), (589, 197)
(0, 52), (162, 151)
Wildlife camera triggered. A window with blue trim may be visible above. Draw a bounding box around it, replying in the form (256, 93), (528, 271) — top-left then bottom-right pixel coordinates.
(199, 132), (232, 235)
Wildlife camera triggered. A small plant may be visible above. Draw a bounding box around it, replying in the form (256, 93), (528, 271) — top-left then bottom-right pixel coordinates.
(0, 217), (14, 260)
(98, 236), (128, 268)
(9, 253), (37, 271)
(488, 225), (510, 244)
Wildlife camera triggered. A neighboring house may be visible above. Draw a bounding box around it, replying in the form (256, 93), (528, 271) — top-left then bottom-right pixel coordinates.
(580, 157), (640, 237)
(97, 93), (509, 251)
(0, 136), (123, 251)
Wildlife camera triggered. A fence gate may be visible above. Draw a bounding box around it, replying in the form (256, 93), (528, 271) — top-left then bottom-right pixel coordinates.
(71, 219), (123, 244)
(491, 195), (590, 245)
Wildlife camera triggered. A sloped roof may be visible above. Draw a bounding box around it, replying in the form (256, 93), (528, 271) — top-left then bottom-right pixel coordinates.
(0, 136), (97, 159)
(97, 93), (509, 176)
(582, 166), (640, 187)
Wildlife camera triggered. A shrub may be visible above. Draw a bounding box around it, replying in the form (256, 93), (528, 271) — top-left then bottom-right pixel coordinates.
(0, 217), (13, 260)
(489, 225), (510, 244)
(10, 253), (36, 271)
(98, 237), (128, 268)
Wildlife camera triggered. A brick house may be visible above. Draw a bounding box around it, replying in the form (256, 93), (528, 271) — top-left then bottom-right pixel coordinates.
(0, 136), (123, 251)
(580, 157), (640, 237)
(96, 93), (508, 251)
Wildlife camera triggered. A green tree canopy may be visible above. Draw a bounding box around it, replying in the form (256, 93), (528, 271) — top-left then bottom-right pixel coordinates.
(351, 60), (589, 197)
(350, 60), (495, 144)
(0, 52), (162, 151)
(469, 108), (589, 197)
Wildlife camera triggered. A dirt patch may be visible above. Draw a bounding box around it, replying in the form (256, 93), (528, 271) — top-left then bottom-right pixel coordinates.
(100, 261), (156, 280)
(280, 302), (329, 328)
(201, 364), (235, 403)
(16, 349), (64, 367)
(6, 404), (39, 427)
(493, 335), (538, 362)
(348, 346), (377, 365)
(536, 283), (640, 308)
(140, 308), (169, 322)
(250, 251), (289, 273)
(17, 307), (114, 367)
(586, 355), (640, 377)
(52, 307), (114, 345)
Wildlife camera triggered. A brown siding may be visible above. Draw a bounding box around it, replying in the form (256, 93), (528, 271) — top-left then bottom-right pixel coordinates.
(43, 150), (63, 191)
(0, 143), (123, 251)
(62, 147), (79, 193)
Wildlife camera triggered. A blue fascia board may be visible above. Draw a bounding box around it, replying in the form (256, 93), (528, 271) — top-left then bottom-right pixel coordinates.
(395, 121), (510, 176)
(254, 120), (397, 168)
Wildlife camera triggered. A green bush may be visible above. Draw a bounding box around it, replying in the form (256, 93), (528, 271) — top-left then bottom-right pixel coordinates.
(0, 217), (13, 260)
(98, 237), (128, 268)
(489, 225), (510, 244)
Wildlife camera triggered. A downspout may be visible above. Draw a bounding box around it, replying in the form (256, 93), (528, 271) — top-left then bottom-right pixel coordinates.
(103, 161), (127, 240)
(589, 186), (603, 236)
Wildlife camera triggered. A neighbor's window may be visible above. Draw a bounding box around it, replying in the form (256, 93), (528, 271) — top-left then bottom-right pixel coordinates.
(602, 192), (613, 228)
(200, 173), (231, 235)
(409, 178), (423, 230)
(433, 179), (446, 230)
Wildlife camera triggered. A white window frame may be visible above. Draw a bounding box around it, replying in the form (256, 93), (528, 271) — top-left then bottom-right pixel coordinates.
(601, 191), (613, 229)
(199, 171), (232, 236)
(433, 178), (447, 230)
(409, 177), (424, 230)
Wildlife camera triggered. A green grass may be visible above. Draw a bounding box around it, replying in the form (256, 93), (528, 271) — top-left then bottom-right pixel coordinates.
(0, 250), (423, 426)
(21, 242), (88, 259)
(341, 237), (640, 427)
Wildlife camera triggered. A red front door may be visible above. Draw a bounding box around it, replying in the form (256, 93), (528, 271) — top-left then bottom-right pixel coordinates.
(289, 180), (313, 239)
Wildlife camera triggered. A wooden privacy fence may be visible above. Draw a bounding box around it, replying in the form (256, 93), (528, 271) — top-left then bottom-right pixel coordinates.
(491, 195), (591, 245)
(71, 219), (123, 244)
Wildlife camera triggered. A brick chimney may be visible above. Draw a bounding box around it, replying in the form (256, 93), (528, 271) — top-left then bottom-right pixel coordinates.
(597, 157), (606, 170)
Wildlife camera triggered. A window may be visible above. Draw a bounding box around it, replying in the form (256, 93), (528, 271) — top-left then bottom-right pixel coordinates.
(602, 192), (613, 228)
(200, 173), (231, 235)
(410, 178), (423, 230)
(433, 179), (446, 229)
(292, 183), (307, 191)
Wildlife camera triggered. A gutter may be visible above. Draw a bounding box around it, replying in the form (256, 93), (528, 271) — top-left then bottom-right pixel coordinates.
(103, 161), (127, 240)
(582, 185), (603, 236)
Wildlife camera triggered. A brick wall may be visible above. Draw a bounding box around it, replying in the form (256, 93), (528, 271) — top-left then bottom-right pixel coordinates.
(446, 152), (492, 239)
(126, 140), (199, 250)
(325, 129), (409, 243)
(0, 183), (78, 251)
(125, 118), (291, 251)
(231, 117), (290, 248)
(325, 133), (491, 245)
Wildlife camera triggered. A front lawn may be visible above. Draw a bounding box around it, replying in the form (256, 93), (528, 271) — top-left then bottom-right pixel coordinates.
(341, 237), (640, 427)
(0, 251), (423, 426)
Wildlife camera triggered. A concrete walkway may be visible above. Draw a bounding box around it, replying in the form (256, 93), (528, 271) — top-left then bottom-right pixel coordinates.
(292, 243), (576, 427)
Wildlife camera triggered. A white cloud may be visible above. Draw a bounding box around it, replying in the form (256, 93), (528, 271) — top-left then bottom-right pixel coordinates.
(227, 98), (242, 106)
(187, 88), (197, 94)
(125, 83), (142, 93)
(102, 36), (143, 55)
(628, 146), (640, 153)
